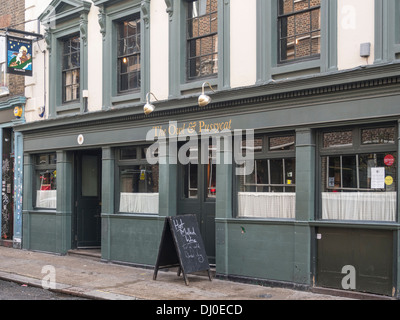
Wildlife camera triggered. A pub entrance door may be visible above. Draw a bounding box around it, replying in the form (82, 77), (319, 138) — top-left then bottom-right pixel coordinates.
(177, 141), (216, 264)
(73, 150), (102, 248)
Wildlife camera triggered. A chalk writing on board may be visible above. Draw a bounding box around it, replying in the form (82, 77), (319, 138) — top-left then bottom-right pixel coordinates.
(173, 218), (205, 263)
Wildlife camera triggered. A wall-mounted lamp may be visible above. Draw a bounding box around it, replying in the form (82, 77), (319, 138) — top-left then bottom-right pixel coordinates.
(198, 82), (215, 107)
(144, 92), (159, 115)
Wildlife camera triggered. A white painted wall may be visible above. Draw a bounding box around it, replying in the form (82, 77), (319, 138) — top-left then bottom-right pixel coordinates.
(87, 4), (102, 112)
(23, 0), (379, 122)
(230, 0), (257, 88)
(24, 0), (51, 123)
(337, 0), (375, 70)
(150, 0), (169, 101)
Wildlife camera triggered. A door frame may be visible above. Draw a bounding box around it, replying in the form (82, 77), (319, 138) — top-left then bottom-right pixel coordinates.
(177, 142), (217, 264)
(72, 149), (102, 249)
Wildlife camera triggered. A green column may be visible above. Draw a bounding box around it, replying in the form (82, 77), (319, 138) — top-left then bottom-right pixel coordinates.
(55, 151), (73, 254)
(215, 137), (232, 276)
(158, 140), (177, 218)
(101, 147), (115, 260)
(294, 128), (315, 285)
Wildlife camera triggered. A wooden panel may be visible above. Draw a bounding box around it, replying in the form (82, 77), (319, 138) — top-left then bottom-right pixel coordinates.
(317, 227), (393, 296)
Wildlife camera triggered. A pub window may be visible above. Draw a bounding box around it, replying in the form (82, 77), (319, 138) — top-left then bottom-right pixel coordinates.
(320, 126), (397, 222)
(237, 134), (296, 219)
(118, 146), (159, 214)
(117, 14), (141, 93)
(183, 147), (199, 198)
(62, 35), (80, 103)
(187, 0), (218, 80)
(278, 0), (321, 63)
(35, 153), (57, 209)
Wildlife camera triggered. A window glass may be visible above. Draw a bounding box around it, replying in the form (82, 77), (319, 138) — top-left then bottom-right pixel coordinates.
(62, 36), (80, 103)
(242, 136), (263, 155)
(361, 127), (395, 145)
(118, 145), (159, 214)
(183, 148), (199, 198)
(321, 153), (397, 221)
(269, 135), (295, 151)
(187, 0), (218, 79)
(82, 155), (98, 197)
(207, 144), (217, 198)
(278, 0), (321, 62)
(323, 131), (353, 148)
(118, 14), (141, 93)
(238, 157), (296, 219)
(184, 163), (198, 198)
(120, 165), (158, 194)
(35, 154), (57, 209)
(119, 164), (159, 214)
(121, 147), (137, 160)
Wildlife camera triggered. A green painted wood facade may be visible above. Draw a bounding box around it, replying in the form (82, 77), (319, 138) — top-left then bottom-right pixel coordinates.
(14, 0), (400, 298)
(16, 62), (400, 296)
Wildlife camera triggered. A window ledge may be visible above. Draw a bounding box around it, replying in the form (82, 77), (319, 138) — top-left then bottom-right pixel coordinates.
(271, 58), (321, 77)
(310, 220), (400, 230)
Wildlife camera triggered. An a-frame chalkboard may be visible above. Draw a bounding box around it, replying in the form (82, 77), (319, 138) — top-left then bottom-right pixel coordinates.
(153, 215), (212, 286)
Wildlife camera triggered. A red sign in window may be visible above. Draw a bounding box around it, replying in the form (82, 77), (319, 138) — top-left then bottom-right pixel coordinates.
(384, 154), (395, 167)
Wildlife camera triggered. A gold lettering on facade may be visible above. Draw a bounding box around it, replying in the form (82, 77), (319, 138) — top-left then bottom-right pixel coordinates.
(152, 119), (232, 137)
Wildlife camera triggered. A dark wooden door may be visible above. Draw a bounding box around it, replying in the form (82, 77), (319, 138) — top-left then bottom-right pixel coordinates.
(177, 143), (216, 264)
(75, 151), (102, 248)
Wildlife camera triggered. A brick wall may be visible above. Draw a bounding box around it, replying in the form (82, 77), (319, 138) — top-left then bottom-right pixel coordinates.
(188, 0), (218, 77)
(0, 0), (25, 100)
(280, 0), (321, 60)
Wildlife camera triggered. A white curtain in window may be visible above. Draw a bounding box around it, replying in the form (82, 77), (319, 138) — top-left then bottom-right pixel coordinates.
(322, 192), (396, 221)
(36, 190), (57, 209)
(238, 192), (296, 219)
(120, 192), (159, 214)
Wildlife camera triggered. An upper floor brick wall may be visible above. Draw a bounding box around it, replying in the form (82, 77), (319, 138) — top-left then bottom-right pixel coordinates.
(0, 0), (26, 99)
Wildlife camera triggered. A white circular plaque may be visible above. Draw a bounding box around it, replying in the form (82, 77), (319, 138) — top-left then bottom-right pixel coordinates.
(77, 134), (84, 145)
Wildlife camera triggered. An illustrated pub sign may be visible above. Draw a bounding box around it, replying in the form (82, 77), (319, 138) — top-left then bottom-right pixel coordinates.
(6, 36), (33, 77)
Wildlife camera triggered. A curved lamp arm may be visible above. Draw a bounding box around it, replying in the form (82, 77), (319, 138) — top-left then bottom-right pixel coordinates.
(198, 82), (216, 107)
(201, 82), (216, 95)
(144, 92), (159, 115)
(146, 92), (159, 104)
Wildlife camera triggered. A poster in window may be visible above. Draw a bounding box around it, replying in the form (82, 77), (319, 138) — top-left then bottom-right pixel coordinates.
(6, 36), (32, 76)
(371, 167), (385, 189)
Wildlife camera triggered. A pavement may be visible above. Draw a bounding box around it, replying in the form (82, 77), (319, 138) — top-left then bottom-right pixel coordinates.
(0, 246), (374, 301)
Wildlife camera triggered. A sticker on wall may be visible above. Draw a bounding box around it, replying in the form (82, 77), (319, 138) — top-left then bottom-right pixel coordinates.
(384, 154), (395, 167)
(77, 134), (84, 145)
(385, 176), (394, 186)
(140, 170), (146, 181)
(14, 106), (23, 119)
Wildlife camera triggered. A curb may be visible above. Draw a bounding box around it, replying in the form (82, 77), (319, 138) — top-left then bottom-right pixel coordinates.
(0, 271), (139, 300)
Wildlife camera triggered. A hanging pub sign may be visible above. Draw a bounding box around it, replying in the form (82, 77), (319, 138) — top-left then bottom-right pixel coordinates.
(6, 36), (33, 77)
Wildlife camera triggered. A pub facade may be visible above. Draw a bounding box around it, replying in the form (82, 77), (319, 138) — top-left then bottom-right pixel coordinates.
(16, 0), (400, 297)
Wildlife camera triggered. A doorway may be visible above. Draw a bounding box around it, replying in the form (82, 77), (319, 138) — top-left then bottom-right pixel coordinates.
(1, 128), (14, 243)
(177, 141), (216, 264)
(73, 150), (102, 248)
